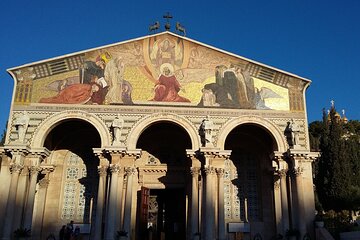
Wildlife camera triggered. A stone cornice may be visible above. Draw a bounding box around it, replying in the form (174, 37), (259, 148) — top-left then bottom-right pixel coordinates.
(2, 144), (30, 156)
(28, 147), (50, 159)
(93, 147), (141, 159)
(39, 164), (55, 173)
(198, 147), (231, 158)
(285, 149), (320, 162)
(13, 104), (306, 119)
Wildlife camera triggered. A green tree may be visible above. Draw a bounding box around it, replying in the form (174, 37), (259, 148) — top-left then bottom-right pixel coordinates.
(313, 106), (360, 211)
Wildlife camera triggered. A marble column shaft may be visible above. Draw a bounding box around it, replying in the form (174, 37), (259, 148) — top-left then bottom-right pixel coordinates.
(293, 167), (307, 237)
(204, 166), (216, 240)
(1, 163), (23, 240)
(32, 176), (50, 239)
(23, 166), (41, 229)
(93, 165), (108, 240)
(13, 167), (29, 230)
(190, 167), (200, 238)
(115, 169), (125, 233)
(274, 176), (282, 235)
(123, 167), (136, 236)
(217, 168), (225, 240)
(105, 164), (120, 240)
(279, 169), (290, 234)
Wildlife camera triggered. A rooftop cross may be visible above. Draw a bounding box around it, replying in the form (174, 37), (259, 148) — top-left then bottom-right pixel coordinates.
(163, 12), (173, 31)
(330, 99), (335, 108)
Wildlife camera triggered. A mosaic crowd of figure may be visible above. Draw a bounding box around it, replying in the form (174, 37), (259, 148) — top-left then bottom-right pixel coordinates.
(198, 64), (282, 109)
(40, 52), (134, 105)
(26, 34), (289, 110)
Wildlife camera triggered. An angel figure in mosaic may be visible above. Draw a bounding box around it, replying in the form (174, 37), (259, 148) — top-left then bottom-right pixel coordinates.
(254, 87), (282, 110)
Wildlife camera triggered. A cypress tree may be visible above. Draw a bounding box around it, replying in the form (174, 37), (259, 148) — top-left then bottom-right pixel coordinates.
(315, 105), (353, 211)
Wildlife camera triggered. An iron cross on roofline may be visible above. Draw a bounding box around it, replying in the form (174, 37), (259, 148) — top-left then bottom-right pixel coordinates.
(163, 12), (173, 31)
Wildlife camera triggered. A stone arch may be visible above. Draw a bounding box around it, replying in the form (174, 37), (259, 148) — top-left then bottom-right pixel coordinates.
(127, 113), (200, 150)
(31, 110), (111, 148)
(217, 115), (287, 152)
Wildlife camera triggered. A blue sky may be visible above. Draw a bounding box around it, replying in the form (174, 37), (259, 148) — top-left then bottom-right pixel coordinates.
(1, 0), (359, 133)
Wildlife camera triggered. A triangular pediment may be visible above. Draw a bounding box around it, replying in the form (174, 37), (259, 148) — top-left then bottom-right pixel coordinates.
(9, 32), (309, 111)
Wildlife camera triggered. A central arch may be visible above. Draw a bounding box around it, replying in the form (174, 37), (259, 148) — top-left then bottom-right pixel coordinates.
(127, 113), (200, 150)
(135, 121), (192, 240)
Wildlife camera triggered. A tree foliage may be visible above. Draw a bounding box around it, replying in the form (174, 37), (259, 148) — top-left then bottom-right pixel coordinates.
(310, 107), (360, 211)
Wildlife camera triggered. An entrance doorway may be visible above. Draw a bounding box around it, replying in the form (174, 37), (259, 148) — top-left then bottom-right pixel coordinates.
(140, 188), (186, 240)
(136, 121), (191, 239)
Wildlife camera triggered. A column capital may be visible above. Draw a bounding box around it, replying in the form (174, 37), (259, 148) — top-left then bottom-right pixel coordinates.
(190, 167), (201, 176)
(109, 164), (121, 173)
(277, 169), (288, 178)
(20, 166), (30, 176)
(216, 168), (225, 177)
(10, 163), (24, 174)
(38, 178), (50, 188)
(29, 166), (42, 175)
(291, 167), (303, 177)
(204, 166), (216, 175)
(125, 167), (137, 176)
(98, 165), (108, 176)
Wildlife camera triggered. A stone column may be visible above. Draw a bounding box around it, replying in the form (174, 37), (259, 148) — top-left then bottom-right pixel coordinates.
(204, 166), (216, 240)
(190, 167), (200, 238)
(23, 166), (42, 229)
(115, 167), (125, 233)
(105, 164), (120, 240)
(13, 167), (29, 230)
(293, 167), (307, 237)
(93, 165), (108, 240)
(123, 167), (137, 238)
(32, 167), (54, 240)
(23, 148), (49, 230)
(0, 151), (11, 233)
(279, 169), (290, 235)
(1, 163), (23, 240)
(273, 173), (282, 235)
(217, 168), (225, 240)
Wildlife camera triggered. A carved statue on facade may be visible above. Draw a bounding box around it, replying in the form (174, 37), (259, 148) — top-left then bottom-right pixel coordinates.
(111, 114), (124, 146)
(14, 111), (30, 143)
(199, 116), (214, 147)
(285, 119), (300, 148)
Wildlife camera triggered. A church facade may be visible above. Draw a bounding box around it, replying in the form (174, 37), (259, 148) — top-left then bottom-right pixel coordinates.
(0, 32), (318, 240)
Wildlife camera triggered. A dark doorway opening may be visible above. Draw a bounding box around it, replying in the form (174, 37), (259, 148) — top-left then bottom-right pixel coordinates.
(146, 188), (186, 240)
